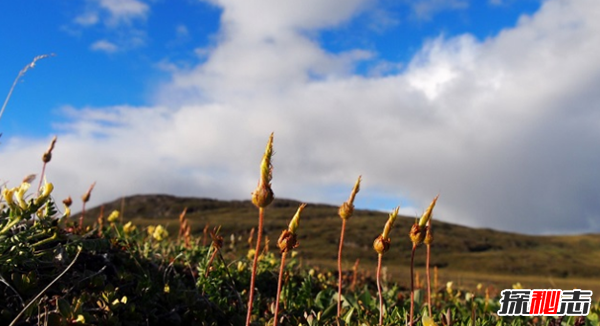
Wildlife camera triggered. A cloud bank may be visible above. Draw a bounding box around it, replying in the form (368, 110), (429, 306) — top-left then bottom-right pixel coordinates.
(3, 0), (600, 234)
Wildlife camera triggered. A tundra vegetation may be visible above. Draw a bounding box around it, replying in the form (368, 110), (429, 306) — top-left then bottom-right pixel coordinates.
(1, 58), (598, 325)
(1, 134), (598, 326)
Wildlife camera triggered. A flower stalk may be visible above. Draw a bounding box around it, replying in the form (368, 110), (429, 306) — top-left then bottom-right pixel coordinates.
(79, 182), (96, 231)
(274, 203), (306, 326)
(373, 207), (399, 325)
(408, 195), (438, 326)
(246, 133), (275, 326)
(337, 176), (361, 318)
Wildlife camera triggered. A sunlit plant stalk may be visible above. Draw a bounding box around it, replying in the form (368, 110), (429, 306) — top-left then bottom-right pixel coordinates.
(408, 195), (438, 326)
(38, 136), (57, 194)
(336, 176), (361, 318)
(373, 207), (399, 325)
(425, 217), (434, 317)
(246, 133), (275, 326)
(274, 203), (306, 326)
(80, 182), (96, 231)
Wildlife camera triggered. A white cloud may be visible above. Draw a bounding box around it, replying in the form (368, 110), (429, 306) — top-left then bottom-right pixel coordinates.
(76, 0), (149, 27)
(90, 39), (119, 53)
(410, 0), (469, 20)
(4, 0), (600, 234)
(72, 0), (149, 52)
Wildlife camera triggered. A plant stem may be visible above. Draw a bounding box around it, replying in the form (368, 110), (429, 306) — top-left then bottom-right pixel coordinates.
(205, 246), (219, 277)
(274, 251), (287, 326)
(79, 202), (86, 232)
(337, 218), (347, 318)
(37, 163), (47, 196)
(246, 207), (264, 326)
(409, 244), (416, 326)
(377, 254), (384, 326)
(426, 243), (432, 317)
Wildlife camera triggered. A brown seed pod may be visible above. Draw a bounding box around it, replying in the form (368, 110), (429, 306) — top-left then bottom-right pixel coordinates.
(277, 229), (298, 253)
(373, 234), (391, 255)
(409, 223), (426, 246)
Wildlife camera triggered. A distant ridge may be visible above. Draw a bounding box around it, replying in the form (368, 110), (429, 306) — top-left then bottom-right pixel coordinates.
(83, 194), (600, 279)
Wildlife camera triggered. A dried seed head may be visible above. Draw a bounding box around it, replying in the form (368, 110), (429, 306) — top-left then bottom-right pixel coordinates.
(338, 176), (361, 220)
(42, 136), (57, 163)
(418, 194), (439, 228)
(211, 230), (224, 250)
(251, 186), (274, 208)
(63, 196), (73, 207)
(22, 174), (36, 184)
(373, 234), (391, 255)
(82, 182), (96, 203)
(251, 133), (275, 208)
(409, 222), (426, 246)
(277, 229), (298, 253)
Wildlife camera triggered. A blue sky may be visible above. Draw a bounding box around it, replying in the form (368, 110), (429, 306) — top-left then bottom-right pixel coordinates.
(2, 0), (600, 235)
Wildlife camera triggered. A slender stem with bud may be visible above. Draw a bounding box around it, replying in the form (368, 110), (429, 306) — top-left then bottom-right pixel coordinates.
(336, 176), (361, 318)
(274, 203), (304, 326)
(79, 182), (96, 231)
(38, 136), (57, 195)
(246, 133), (275, 326)
(373, 207), (398, 326)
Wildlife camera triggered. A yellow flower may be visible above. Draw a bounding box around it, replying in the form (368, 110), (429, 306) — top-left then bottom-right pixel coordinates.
(422, 316), (438, 326)
(164, 284), (170, 293)
(107, 210), (120, 223)
(152, 225), (169, 242)
(2, 187), (16, 208)
(512, 282), (523, 289)
(15, 182), (30, 209)
(123, 221), (136, 234)
(446, 281), (453, 295)
(73, 315), (86, 323)
(237, 261), (247, 273)
(34, 182), (54, 206)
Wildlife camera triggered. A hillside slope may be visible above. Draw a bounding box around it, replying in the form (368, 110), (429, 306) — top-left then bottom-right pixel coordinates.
(84, 194), (600, 279)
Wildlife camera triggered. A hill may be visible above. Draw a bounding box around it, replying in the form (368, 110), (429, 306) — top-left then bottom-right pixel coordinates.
(83, 194), (600, 292)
